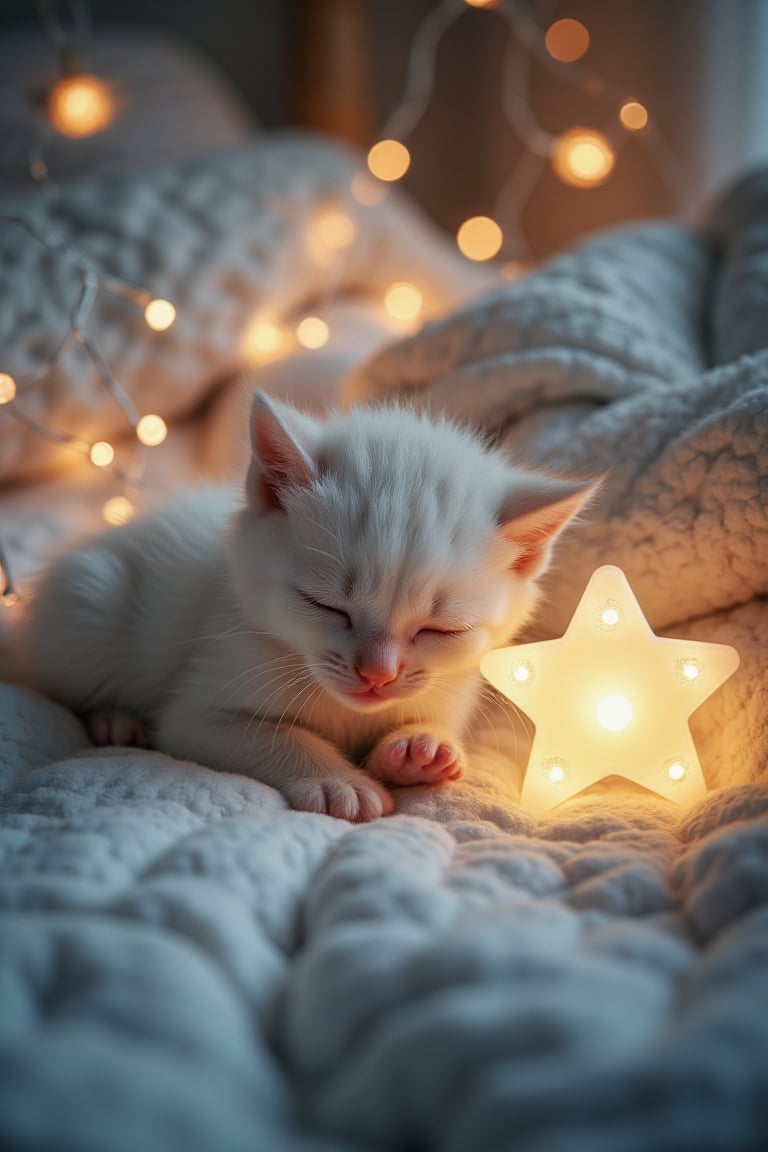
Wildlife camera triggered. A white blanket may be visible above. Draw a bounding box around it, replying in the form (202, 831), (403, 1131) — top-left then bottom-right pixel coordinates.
(2, 162), (768, 1152)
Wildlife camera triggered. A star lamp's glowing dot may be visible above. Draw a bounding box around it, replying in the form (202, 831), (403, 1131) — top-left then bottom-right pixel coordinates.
(512, 663), (531, 683)
(0, 373), (17, 404)
(545, 762), (566, 784)
(552, 128), (615, 188)
(666, 760), (688, 781)
(456, 216), (503, 262)
(367, 139), (411, 182)
(296, 317), (330, 349)
(48, 75), (114, 138)
(601, 605), (620, 627)
(545, 18), (590, 62)
(681, 661), (701, 681)
(89, 441), (115, 467)
(144, 298), (176, 332)
(102, 496), (135, 526)
(136, 414), (168, 447)
(595, 693), (633, 731)
(384, 282), (423, 321)
(620, 100), (649, 131)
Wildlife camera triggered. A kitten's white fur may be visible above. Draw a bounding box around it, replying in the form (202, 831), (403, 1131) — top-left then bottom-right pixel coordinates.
(20, 394), (595, 821)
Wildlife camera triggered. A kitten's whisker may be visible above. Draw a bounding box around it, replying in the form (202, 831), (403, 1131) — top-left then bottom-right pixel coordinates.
(214, 658), (308, 711)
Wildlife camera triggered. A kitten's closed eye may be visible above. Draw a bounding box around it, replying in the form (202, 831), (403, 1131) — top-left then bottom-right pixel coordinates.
(297, 590), (352, 628)
(413, 625), (471, 641)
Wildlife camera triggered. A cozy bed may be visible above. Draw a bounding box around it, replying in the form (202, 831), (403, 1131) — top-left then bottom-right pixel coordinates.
(1, 127), (768, 1152)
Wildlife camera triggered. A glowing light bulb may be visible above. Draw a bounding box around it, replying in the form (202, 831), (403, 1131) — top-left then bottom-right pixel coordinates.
(351, 171), (388, 206)
(595, 693), (633, 731)
(296, 317), (330, 350)
(545, 763), (566, 784)
(551, 128), (615, 188)
(144, 298), (176, 332)
(666, 760), (688, 781)
(136, 414), (167, 447)
(545, 18), (590, 62)
(367, 139), (411, 182)
(48, 74), (114, 138)
(464, 0), (498, 6)
(313, 209), (357, 250)
(620, 100), (649, 131)
(89, 441), (115, 467)
(679, 659), (702, 682)
(0, 373), (17, 404)
(512, 664), (531, 683)
(456, 216), (503, 262)
(384, 282), (423, 322)
(102, 496), (135, 526)
(601, 606), (620, 627)
(242, 319), (285, 363)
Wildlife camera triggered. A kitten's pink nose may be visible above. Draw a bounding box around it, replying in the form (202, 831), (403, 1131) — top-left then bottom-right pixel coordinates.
(355, 660), (401, 688)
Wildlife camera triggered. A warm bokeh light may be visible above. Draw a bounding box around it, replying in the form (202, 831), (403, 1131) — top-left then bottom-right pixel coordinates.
(351, 171), (389, 206)
(367, 139), (411, 182)
(102, 496), (135, 526)
(384, 281), (423, 321)
(296, 316), (330, 349)
(456, 215), (503, 261)
(545, 18), (590, 62)
(313, 208), (357, 250)
(48, 74), (114, 138)
(0, 373), (17, 405)
(144, 298), (176, 332)
(242, 319), (285, 363)
(619, 100), (649, 132)
(136, 414), (168, 447)
(464, 0), (498, 7)
(551, 128), (615, 188)
(89, 441), (115, 468)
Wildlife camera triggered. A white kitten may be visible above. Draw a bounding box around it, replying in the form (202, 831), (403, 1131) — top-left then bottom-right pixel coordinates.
(21, 393), (595, 821)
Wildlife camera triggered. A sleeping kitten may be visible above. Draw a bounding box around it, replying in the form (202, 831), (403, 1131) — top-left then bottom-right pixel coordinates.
(21, 393), (596, 822)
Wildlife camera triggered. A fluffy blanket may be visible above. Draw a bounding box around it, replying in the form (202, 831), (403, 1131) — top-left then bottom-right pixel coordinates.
(2, 160), (768, 1152)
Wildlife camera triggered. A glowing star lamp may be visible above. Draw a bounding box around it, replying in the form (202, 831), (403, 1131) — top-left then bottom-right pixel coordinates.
(480, 565), (739, 813)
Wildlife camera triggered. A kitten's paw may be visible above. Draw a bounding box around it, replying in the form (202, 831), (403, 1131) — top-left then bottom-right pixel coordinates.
(88, 710), (150, 749)
(284, 773), (394, 823)
(366, 729), (464, 787)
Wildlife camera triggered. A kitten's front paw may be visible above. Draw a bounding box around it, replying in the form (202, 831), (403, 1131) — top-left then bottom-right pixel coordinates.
(366, 729), (464, 787)
(283, 773), (394, 823)
(88, 710), (150, 748)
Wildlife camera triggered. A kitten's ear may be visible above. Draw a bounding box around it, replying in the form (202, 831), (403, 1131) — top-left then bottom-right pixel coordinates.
(498, 475), (601, 578)
(246, 391), (319, 512)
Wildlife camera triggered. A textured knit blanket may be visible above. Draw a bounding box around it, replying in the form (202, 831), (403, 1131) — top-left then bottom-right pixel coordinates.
(1, 156), (768, 1152)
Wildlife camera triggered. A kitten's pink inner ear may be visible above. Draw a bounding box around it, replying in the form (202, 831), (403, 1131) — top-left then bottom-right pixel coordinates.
(247, 395), (316, 512)
(499, 479), (598, 577)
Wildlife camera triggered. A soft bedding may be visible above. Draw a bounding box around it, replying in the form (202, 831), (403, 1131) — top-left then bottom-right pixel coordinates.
(1, 146), (768, 1152)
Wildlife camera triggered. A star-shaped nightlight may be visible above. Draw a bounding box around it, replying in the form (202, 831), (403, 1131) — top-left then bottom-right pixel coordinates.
(481, 565), (739, 813)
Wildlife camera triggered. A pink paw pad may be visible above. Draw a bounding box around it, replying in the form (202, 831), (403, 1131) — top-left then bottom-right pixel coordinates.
(369, 732), (463, 787)
(88, 711), (150, 748)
